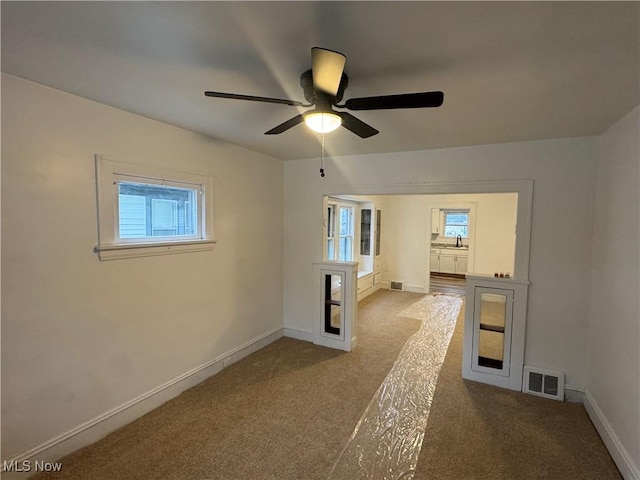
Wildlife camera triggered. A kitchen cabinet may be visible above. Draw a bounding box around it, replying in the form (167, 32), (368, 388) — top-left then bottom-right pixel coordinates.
(456, 255), (468, 274)
(431, 248), (468, 274)
(431, 208), (441, 234)
(430, 252), (440, 272)
(439, 254), (456, 273)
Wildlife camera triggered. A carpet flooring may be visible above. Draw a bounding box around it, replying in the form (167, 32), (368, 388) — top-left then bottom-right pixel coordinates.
(30, 290), (423, 480)
(29, 289), (620, 480)
(415, 301), (621, 480)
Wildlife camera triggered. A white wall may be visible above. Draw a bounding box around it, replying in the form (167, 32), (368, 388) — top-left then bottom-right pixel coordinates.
(586, 106), (639, 478)
(1, 75), (284, 460)
(284, 136), (598, 388)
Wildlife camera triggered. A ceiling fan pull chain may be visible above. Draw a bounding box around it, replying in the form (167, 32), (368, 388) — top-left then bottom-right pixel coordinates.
(320, 131), (326, 177)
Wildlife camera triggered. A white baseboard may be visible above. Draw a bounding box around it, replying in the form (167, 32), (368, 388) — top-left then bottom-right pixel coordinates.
(584, 388), (639, 480)
(283, 327), (313, 343)
(405, 284), (427, 294)
(2, 327), (284, 480)
(564, 383), (585, 403)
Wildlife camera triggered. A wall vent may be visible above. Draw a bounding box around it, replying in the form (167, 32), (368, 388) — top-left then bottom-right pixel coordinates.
(389, 281), (404, 291)
(523, 366), (565, 401)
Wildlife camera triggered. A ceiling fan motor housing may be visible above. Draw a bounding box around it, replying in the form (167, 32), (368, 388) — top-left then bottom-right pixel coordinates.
(300, 69), (348, 106)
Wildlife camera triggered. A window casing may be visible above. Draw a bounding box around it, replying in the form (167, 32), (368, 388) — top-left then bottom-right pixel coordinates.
(95, 155), (215, 260)
(326, 201), (354, 262)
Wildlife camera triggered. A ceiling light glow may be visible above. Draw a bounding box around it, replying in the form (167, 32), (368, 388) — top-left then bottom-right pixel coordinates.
(304, 111), (342, 133)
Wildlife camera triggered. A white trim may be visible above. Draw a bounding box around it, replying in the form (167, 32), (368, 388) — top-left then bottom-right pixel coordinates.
(564, 384), (585, 403)
(95, 239), (217, 261)
(584, 389), (640, 480)
(283, 327), (314, 342)
(3, 327), (283, 475)
(404, 284), (427, 294)
(94, 155), (216, 260)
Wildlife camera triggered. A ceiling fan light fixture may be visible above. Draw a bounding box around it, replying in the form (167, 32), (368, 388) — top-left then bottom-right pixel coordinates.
(303, 111), (342, 133)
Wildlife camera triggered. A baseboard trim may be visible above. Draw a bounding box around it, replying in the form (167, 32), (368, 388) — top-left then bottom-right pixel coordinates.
(3, 327), (284, 478)
(283, 327), (313, 343)
(564, 383), (585, 403)
(405, 284), (427, 294)
(584, 388), (639, 480)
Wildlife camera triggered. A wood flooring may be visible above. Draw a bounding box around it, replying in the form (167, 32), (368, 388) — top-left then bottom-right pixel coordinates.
(429, 273), (466, 296)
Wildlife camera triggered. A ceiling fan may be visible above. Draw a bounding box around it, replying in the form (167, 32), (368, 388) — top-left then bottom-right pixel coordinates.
(204, 47), (444, 138)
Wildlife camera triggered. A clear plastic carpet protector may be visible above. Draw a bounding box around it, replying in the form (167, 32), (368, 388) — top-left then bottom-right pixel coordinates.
(328, 294), (463, 480)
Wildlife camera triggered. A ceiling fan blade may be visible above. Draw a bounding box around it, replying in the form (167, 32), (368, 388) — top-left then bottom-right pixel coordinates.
(205, 91), (303, 107)
(338, 112), (379, 138)
(344, 91), (444, 110)
(264, 115), (304, 135)
(311, 47), (346, 96)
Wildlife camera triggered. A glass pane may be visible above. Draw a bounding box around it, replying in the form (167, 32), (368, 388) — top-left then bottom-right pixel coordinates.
(339, 237), (352, 261)
(478, 330), (505, 364)
(118, 182), (197, 239)
(360, 209), (371, 256)
(327, 239), (335, 260)
(478, 293), (507, 369)
(339, 207), (352, 236)
(480, 293), (507, 328)
(375, 210), (381, 256)
(324, 274), (341, 335)
(444, 225), (468, 237)
(445, 212), (468, 225)
(327, 206), (335, 237)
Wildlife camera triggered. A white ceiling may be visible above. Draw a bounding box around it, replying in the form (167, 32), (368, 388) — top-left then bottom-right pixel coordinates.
(2, 1), (638, 161)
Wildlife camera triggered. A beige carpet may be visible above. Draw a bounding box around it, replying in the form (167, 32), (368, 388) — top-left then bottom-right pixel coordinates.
(29, 290), (620, 480)
(31, 290), (423, 480)
(415, 302), (621, 480)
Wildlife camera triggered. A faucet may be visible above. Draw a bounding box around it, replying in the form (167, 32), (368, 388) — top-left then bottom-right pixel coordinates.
(456, 235), (462, 247)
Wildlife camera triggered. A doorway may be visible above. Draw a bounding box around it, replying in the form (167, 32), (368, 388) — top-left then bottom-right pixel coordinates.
(322, 192), (518, 298)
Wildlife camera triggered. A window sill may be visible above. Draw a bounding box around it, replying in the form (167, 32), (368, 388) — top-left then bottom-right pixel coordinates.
(357, 270), (374, 279)
(94, 239), (217, 261)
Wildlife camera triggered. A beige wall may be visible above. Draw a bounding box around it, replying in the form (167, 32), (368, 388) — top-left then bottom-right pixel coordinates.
(1, 74), (284, 459)
(379, 193), (517, 291)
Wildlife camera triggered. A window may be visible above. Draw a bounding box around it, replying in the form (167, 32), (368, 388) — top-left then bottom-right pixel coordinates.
(95, 155), (215, 260)
(117, 181), (198, 240)
(327, 205), (336, 260)
(326, 201), (354, 262)
(444, 210), (469, 238)
(338, 206), (354, 261)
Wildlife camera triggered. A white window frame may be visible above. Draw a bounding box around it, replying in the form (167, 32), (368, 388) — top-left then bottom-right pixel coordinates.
(326, 199), (355, 262)
(95, 155), (216, 260)
(443, 209), (470, 239)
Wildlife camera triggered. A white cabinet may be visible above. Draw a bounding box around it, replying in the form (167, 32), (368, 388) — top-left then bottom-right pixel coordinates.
(430, 253), (440, 273)
(462, 274), (530, 391)
(432, 248), (468, 274)
(357, 271), (381, 301)
(357, 274), (374, 294)
(456, 255), (468, 274)
(431, 208), (441, 234)
(439, 254), (456, 273)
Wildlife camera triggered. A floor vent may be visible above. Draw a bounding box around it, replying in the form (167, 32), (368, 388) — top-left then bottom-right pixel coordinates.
(389, 281), (404, 291)
(523, 366), (565, 401)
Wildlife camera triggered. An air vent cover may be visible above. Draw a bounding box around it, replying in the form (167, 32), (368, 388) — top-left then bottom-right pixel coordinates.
(523, 366), (564, 401)
(389, 281), (404, 291)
